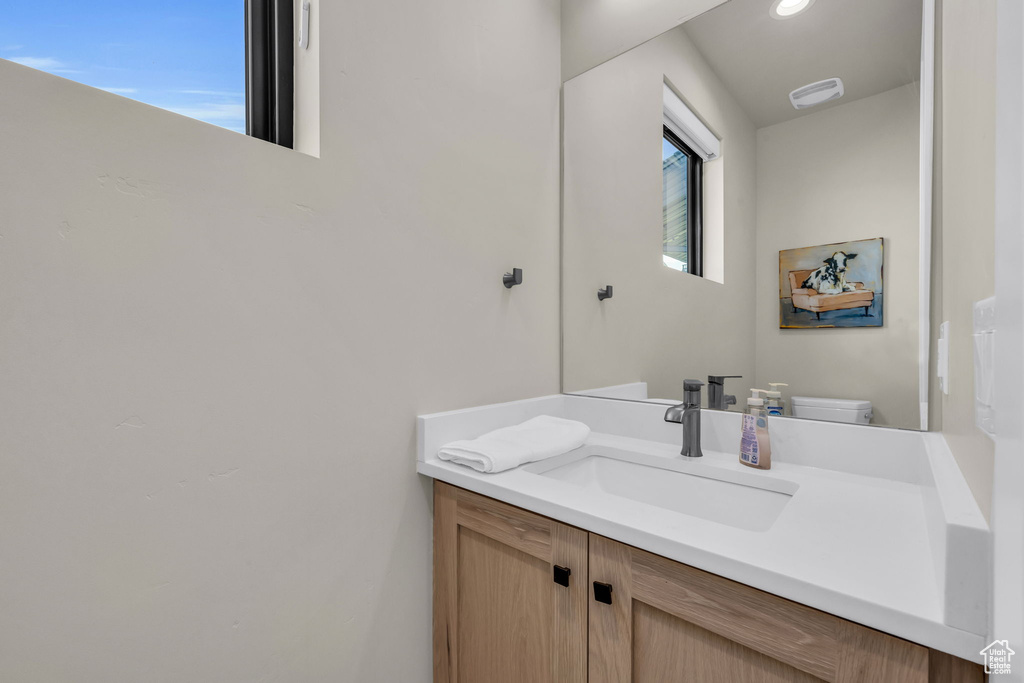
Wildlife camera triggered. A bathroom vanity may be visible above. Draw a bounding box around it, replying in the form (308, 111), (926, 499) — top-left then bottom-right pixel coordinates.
(417, 394), (988, 681)
(433, 483), (978, 682)
(418, 2), (991, 678)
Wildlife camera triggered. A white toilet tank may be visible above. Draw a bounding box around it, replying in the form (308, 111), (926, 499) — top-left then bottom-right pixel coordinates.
(790, 396), (873, 424)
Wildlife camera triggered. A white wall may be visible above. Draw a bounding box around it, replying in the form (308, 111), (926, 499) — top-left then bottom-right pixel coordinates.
(992, 0), (1024, 667)
(0, 0), (561, 679)
(754, 84), (921, 429)
(936, 0), (997, 519)
(562, 22), (758, 403)
(560, 0), (725, 81)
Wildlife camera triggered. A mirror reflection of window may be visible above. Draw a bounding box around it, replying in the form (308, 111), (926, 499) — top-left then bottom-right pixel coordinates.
(662, 127), (703, 276)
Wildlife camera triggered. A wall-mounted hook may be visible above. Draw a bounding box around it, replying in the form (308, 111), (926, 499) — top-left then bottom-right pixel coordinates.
(598, 285), (613, 301)
(503, 268), (523, 289)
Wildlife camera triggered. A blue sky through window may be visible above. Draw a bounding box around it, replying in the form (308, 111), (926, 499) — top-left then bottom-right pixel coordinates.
(1, 1), (245, 133)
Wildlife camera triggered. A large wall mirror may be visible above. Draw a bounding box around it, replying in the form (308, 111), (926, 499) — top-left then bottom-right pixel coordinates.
(562, 0), (934, 430)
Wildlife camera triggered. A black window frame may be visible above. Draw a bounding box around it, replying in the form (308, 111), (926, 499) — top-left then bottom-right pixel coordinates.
(245, 0), (294, 148)
(662, 125), (703, 277)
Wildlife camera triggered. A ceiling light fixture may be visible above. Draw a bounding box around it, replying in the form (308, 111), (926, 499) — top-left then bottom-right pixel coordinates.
(770, 0), (816, 20)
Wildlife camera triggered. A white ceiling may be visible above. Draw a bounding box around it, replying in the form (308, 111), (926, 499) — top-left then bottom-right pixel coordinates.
(683, 0), (922, 128)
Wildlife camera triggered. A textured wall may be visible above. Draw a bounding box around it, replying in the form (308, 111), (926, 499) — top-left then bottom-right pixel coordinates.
(0, 0), (561, 679)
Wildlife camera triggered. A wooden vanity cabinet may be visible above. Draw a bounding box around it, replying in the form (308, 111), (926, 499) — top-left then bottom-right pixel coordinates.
(433, 482), (588, 683)
(587, 533), (982, 682)
(433, 482), (982, 683)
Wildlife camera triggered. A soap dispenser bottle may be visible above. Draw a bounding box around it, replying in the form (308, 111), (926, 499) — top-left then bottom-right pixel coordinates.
(740, 389), (772, 470)
(765, 382), (788, 416)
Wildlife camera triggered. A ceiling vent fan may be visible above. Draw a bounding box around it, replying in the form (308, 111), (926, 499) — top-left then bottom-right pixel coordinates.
(789, 78), (845, 110)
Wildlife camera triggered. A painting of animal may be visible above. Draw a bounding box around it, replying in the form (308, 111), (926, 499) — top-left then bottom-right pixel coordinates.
(779, 238), (883, 329)
(801, 251), (859, 294)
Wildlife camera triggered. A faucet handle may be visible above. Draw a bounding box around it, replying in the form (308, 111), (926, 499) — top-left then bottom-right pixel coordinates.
(683, 379), (704, 406)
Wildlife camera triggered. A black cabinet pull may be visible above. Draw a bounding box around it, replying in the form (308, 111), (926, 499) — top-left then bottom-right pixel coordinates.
(593, 581), (613, 604)
(553, 565), (571, 587)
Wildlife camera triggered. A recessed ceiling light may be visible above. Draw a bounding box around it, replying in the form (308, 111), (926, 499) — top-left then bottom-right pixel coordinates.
(770, 0), (816, 20)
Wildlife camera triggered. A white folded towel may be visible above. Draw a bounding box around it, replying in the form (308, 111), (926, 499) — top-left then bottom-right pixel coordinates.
(437, 415), (590, 473)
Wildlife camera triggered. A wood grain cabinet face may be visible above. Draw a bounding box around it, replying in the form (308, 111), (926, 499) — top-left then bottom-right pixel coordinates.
(433, 483), (982, 683)
(586, 534), (960, 683)
(432, 482), (588, 683)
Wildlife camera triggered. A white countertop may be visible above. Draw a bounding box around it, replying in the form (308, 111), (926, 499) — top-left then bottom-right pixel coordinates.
(417, 393), (990, 662)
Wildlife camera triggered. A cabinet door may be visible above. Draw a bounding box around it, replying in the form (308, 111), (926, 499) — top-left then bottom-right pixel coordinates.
(588, 534), (951, 683)
(433, 482), (587, 683)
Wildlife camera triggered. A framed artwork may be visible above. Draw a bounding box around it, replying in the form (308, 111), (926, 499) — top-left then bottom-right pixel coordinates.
(779, 237), (883, 329)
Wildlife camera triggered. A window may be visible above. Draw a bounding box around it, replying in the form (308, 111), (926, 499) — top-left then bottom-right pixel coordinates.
(245, 0), (294, 147)
(662, 126), (703, 276)
(1, 1), (295, 148)
(662, 81), (719, 278)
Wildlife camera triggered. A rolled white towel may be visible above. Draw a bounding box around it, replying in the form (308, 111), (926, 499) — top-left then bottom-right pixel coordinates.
(437, 415), (590, 473)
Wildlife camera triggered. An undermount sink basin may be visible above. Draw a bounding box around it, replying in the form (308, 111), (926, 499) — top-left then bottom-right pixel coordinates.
(526, 447), (798, 532)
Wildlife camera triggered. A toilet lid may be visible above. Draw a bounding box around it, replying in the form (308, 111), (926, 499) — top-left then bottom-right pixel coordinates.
(790, 396), (872, 411)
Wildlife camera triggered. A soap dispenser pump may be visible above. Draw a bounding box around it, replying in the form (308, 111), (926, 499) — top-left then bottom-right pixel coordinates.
(740, 390), (772, 469)
(747, 388), (767, 412)
(766, 383), (788, 416)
